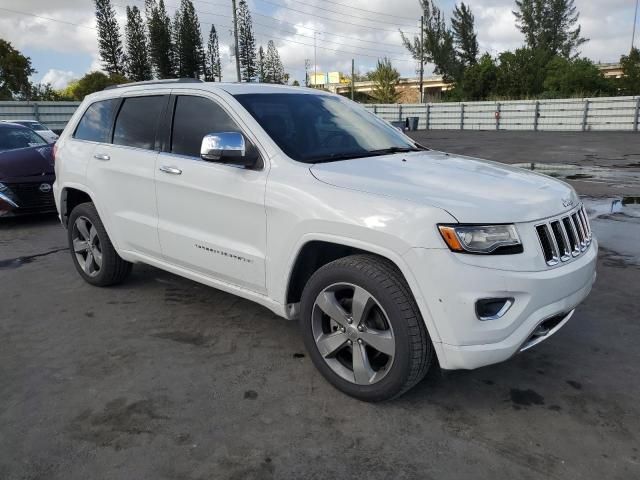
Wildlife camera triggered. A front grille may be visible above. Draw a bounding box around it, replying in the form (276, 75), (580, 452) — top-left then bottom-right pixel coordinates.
(5, 182), (55, 211)
(535, 205), (592, 266)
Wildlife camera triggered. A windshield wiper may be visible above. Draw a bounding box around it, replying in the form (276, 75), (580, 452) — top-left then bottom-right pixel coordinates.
(310, 146), (425, 164)
(367, 146), (423, 155)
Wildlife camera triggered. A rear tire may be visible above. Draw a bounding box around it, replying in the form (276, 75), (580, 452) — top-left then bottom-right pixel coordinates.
(67, 202), (131, 286)
(300, 254), (434, 402)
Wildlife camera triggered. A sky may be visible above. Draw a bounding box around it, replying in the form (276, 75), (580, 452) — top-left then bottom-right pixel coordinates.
(0, 0), (637, 88)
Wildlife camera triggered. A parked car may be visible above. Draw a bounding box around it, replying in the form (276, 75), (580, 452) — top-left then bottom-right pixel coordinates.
(0, 123), (56, 217)
(1, 120), (59, 143)
(53, 80), (597, 401)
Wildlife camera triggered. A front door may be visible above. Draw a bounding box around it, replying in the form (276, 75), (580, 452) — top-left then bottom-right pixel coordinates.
(155, 93), (268, 294)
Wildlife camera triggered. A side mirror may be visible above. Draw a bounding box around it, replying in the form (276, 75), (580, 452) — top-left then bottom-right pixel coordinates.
(200, 132), (257, 167)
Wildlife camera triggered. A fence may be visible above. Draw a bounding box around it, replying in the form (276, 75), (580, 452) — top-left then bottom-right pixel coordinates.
(1, 96), (639, 132)
(0, 101), (80, 132)
(364, 96), (640, 132)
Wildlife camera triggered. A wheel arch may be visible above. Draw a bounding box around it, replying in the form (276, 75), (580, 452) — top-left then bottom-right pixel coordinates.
(60, 186), (94, 227)
(283, 235), (442, 345)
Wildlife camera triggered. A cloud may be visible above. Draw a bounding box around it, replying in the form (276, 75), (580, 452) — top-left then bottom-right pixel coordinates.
(40, 69), (77, 89)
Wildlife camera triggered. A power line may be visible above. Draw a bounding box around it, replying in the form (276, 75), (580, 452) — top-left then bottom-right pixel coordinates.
(0, 7), (97, 31)
(299, 0), (417, 22)
(253, 0), (420, 34)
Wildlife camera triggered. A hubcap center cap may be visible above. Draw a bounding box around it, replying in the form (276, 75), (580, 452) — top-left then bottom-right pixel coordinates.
(346, 325), (359, 341)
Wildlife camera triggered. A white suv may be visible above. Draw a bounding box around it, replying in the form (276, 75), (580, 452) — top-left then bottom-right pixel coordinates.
(53, 80), (597, 401)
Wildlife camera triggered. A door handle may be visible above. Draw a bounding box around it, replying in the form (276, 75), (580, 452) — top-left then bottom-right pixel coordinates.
(93, 153), (110, 161)
(159, 165), (182, 175)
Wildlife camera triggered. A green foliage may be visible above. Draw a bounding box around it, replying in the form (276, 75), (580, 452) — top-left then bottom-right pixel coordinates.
(495, 47), (550, 98)
(459, 54), (498, 100)
(263, 41), (286, 84)
(94, 0), (126, 76)
(0, 39), (36, 100)
(257, 46), (265, 82)
(451, 3), (479, 67)
(173, 0), (206, 78)
(292, 80), (300, 86)
(370, 58), (400, 103)
(29, 83), (71, 101)
(237, 0), (257, 81)
(145, 0), (174, 79)
(513, 0), (587, 58)
(618, 48), (640, 96)
(206, 25), (222, 82)
(62, 71), (128, 100)
(125, 6), (152, 81)
(543, 57), (613, 97)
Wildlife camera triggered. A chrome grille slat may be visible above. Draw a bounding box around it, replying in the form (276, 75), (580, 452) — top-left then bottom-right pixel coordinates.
(536, 204), (592, 267)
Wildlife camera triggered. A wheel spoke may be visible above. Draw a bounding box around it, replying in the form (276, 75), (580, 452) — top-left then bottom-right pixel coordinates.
(73, 239), (88, 253)
(83, 251), (94, 274)
(89, 225), (98, 244)
(316, 331), (348, 358)
(351, 286), (374, 325)
(92, 248), (103, 268)
(352, 341), (375, 384)
(76, 218), (90, 240)
(360, 328), (395, 356)
(315, 291), (349, 327)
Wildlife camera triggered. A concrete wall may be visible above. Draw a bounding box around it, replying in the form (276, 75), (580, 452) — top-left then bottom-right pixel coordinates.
(2, 96), (639, 133)
(365, 96), (640, 132)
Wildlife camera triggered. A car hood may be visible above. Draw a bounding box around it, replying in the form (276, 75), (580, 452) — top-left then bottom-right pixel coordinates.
(309, 150), (579, 223)
(0, 145), (54, 180)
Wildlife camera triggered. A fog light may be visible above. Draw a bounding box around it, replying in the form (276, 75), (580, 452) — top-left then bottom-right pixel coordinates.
(476, 297), (514, 321)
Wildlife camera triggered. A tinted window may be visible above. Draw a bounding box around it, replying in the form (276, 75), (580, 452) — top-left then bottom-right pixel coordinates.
(113, 96), (166, 150)
(15, 121), (45, 130)
(171, 96), (240, 157)
(74, 99), (118, 143)
(0, 127), (47, 151)
(234, 93), (419, 163)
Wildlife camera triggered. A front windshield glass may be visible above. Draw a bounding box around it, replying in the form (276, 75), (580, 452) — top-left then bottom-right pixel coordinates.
(0, 128), (47, 152)
(16, 121), (46, 130)
(234, 93), (422, 163)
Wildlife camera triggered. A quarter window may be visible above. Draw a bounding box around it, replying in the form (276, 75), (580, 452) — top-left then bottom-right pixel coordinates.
(113, 96), (167, 150)
(171, 96), (241, 157)
(74, 99), (119, 143)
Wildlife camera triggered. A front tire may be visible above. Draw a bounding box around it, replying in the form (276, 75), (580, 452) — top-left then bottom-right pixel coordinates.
(67, 202), (132, 286)
(300, 254), (434, 402)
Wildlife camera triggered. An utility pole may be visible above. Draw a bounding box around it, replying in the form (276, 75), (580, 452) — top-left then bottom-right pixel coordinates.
(304, 59), (311, 87)
(314, 32), (318, 87)
(351, 58), (355, 101)
(231, 0), (241, 82)
(419, 14), (424, 103)
(633, 0), (639, 52)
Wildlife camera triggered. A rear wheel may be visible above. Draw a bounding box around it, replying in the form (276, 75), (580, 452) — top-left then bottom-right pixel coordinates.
(68, 202), (131, 286)
(300, 254), (434, 402)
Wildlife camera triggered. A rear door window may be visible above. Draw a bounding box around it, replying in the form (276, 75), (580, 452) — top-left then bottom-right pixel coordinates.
(113, 96), (167, 150)
(74, 99), (119, 143)
(170, 95), (241, 157)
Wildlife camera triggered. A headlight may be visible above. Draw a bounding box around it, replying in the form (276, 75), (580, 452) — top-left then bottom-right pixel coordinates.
(438, 224), (522, 254)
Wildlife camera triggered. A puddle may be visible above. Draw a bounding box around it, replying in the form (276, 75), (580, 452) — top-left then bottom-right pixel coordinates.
(0, 247), (67, 270)
(582, 196), (640, 219)
(513, 163), (640, 188)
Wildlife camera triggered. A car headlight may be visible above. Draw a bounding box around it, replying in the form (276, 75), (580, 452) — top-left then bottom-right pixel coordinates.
(438, 224), (522, 254)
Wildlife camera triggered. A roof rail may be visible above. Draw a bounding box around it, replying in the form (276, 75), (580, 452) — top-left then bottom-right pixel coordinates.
(104, 78), (204, 90)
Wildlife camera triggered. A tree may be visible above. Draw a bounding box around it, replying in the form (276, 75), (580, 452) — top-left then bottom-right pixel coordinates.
(618, 48), (640, 96)
(62, 71), (128, 100)
(125, 6), (152, 81)
(495, 47), (549, 98)
(145, 0), (174, 78)
(543, 57), (613, 97)
(237, 0), (257, 81)
(451, 3), (478, 67)
(0, 39), (36, 100)
(292, 80), (300, 86)
(513, 0), (587, 58)
(370, 57), (400, 103)
(94, 0), (126, 76)
(459, 53), (498, 100)
(173, 0), (206, 78)
(207, 25), (222, 82)
(264, 40), (286, 84)
(400, 0), (462, 82)
(257, 45), (265, 82)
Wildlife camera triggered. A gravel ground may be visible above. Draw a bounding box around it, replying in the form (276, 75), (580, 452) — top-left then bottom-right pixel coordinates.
(1, 131), (639, 480)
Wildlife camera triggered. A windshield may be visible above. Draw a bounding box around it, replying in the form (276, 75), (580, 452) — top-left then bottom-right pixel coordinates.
(0, 127), (47, 152)
(234, 93), (423, 163)
(15, 121), (46, 130)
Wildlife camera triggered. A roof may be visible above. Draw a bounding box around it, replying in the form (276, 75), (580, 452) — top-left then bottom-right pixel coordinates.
(0, 122), (30, 129)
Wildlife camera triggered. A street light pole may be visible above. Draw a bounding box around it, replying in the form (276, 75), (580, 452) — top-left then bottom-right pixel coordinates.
(633, 0), (639, 52)
(419, 14), (424, 103)
(231, 0), (241, 82)
(314, 32), (318, 87)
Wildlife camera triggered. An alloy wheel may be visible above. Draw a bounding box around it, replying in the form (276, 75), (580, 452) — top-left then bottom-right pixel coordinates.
(72, 216), (102, 277)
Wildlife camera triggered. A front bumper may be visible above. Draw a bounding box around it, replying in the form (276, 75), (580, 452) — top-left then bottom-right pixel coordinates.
(404, 238), (597, 370)
(0, 177), (56, 217)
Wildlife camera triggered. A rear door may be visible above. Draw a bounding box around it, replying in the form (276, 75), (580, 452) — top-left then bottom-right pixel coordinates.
(155, 92), (268, 294)
(86, 92), (169, 256)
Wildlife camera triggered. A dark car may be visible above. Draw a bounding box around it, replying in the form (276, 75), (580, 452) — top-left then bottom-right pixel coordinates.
(0, 123), (56, 217)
